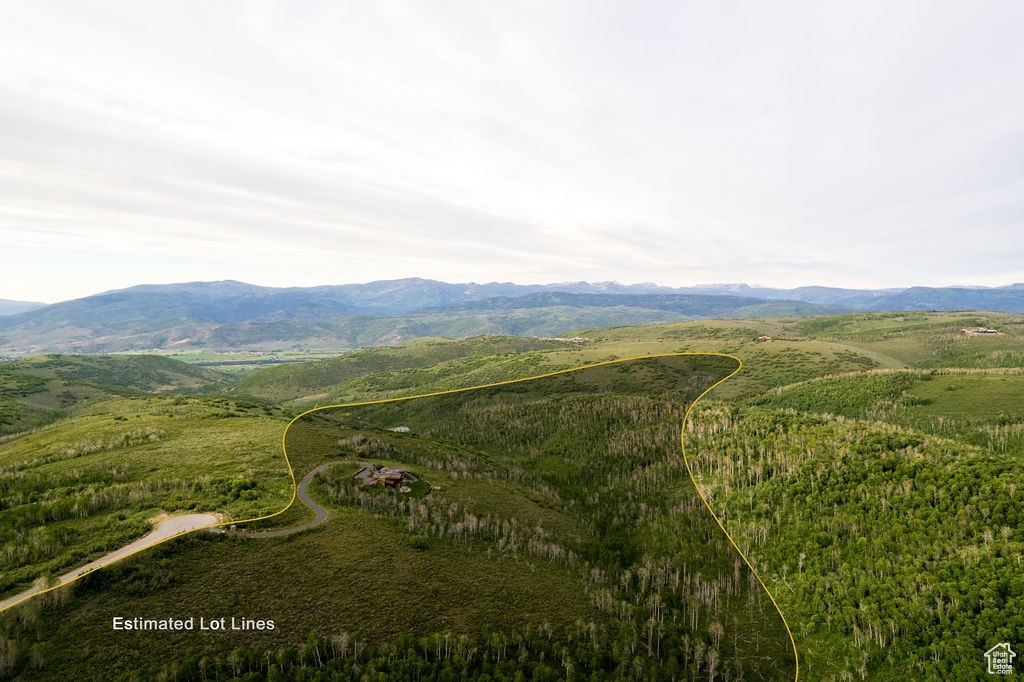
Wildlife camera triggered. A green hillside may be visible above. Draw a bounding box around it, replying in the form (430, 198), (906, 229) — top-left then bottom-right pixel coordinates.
(751, 368), (1024, 457)
(228, 336), (568, 403)
(799, 310), (1024, 367)
(230, 317), (903, 407)
(687, 403), (1024, 679)
(0, 395), (291, 600)
(0, 354), (230, 436)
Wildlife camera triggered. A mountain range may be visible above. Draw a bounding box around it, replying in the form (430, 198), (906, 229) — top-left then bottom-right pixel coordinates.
(1, 279), (1022, 354)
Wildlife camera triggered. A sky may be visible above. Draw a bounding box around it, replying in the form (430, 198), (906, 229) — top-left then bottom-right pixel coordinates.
(2, 1), (1023, 303)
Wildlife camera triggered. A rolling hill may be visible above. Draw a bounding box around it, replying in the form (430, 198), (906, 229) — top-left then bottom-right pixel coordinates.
(0, 354), (230, 436)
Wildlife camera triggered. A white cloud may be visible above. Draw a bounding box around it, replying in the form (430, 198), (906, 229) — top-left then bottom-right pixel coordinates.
(2, 0), (1023, 302)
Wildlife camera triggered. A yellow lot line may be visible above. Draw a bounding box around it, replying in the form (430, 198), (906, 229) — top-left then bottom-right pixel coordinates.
(0, 352), (800, 679)
(680, 355), (800, 681)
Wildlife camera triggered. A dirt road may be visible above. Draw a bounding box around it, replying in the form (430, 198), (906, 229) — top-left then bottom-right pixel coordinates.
(0, 513), (220, 613)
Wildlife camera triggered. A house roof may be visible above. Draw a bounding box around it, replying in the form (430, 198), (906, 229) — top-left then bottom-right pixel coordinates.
(985, 642), (1016, 656)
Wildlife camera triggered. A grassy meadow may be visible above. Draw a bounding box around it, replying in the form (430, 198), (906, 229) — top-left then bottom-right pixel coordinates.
(0, 395), (291, 599)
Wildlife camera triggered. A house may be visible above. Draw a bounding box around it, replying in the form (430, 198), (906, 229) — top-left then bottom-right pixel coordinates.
(359, 465), (409, 488)
(380, 468), (406, 487)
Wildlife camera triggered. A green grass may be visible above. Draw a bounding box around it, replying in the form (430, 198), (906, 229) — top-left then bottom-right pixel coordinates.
(907, 373), (1024, 418)
(0, 396), (291, 598)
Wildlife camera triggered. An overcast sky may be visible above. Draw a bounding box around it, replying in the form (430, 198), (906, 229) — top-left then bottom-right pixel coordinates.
(2, 1), (1023, 302)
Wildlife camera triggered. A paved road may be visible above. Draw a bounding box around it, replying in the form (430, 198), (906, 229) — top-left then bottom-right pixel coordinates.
(214, 462), (336, 538)
(0, 513), (220, 613)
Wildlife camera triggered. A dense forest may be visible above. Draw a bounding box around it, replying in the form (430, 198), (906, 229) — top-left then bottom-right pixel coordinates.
(688, 401), (1024, 679)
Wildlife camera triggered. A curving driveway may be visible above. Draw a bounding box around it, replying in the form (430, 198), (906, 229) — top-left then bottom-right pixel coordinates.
(214, 462), (336, 538)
